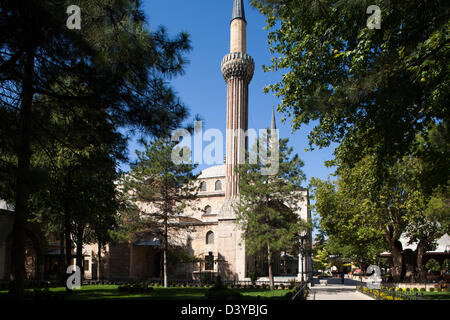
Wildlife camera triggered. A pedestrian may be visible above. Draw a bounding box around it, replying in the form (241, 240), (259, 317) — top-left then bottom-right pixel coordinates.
(341, 271), (345, 284)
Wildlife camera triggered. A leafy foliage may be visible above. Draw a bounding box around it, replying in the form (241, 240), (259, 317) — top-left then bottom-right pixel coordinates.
(251, 0), (448, 166)
(122, 137), (199, 286)
(425, 259), (441, 272)
(0, 0), (192, 298)
(310, 151), (448, 280)
(204, 276), (243, 300)
(235, 133), (309, 289)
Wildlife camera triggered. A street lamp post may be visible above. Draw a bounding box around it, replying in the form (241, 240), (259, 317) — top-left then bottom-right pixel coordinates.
(299, 235), (307, 284)
(301, 238), (304, 284)
(295, 233), (308, 284)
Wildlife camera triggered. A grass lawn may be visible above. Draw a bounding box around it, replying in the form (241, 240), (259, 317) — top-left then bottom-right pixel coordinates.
(0, 285), (289, 300)
(420, 291), (450, 300)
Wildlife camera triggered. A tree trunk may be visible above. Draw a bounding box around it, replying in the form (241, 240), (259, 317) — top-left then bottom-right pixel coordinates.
(64, 209), (72, 292)
(385, 227), (403, 282)
(60, 231), (65, 283)
(10, 49), (35, 299)
(390, 243), (403, 282)
(97, 242), (102, 281)
(163, 214), (168, 288)
(75, 226), (84, 283)
(416, 241), (426, 282)
(267, 243), (274, 290)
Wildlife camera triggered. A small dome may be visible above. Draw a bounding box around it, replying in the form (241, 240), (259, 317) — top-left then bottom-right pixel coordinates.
(198, 165), (226, 179)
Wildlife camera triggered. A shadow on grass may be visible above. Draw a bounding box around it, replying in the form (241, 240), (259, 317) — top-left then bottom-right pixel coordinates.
(65, 286), (209, 300)
(0, 285), (290, 301)
(421, 292), (450, 300)
(239, 289), (289, 300)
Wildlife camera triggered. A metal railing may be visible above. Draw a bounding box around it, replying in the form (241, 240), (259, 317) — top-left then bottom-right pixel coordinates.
(291, 281), (308, 300)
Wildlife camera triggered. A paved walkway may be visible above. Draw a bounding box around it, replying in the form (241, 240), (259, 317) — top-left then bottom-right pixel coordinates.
(308, 278), (374, 300)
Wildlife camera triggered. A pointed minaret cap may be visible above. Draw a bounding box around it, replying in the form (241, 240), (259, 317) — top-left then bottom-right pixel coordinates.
(232, 0), (246, 23)
(271, 107), (277, 130)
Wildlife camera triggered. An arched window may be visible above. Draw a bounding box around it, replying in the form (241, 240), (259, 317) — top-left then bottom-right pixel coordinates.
(204, 205), (212, 215)
(215, 180), (222, 191)
(206, 231), (214, 245)
(200, 181), (206, 191)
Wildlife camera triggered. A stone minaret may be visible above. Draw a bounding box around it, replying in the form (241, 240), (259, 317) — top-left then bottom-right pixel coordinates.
(221, 0), (254, 207)
(218, 0), (254, 281)
(271, 107), (277, 131)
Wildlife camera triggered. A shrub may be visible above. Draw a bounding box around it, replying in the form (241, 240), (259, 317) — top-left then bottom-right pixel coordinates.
(205, 289), (242, 300)
(425, 259), (441, 272)
(285, 285), (308, 300)
(429, 288), (434, 292)
(288, 279), (297, 290)
(248, 270), (258, 286)
(420, 288), (426, 292)
(284, 291), (293, 300)
(213, 276), (224, 290)
(204, 276), (242, 300)
(117, 283), (154, 293)
(201, 272), (214, 285)
(26, 288), (65, 301)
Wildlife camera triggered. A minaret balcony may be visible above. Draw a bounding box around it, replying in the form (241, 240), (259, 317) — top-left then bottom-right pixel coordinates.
(221, 52), (255, 83)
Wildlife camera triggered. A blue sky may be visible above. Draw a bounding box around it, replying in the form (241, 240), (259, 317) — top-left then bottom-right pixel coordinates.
(123, 0), (337, 187)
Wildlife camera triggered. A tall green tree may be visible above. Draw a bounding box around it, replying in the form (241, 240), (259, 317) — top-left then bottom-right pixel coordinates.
(310, 153), (448, 281)
(123, 137), (199, 287)
(400, 124), (449, 280)
(253, 0), (449, 281)
(251, 0), (448, 168)
(0, 0), (191, 298)
(29, 103), (124, 287)
(310, 177), (386, 273)
(235, 134), (309, 290)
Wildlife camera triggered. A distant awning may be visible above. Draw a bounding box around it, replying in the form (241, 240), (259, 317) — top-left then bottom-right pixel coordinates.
(379, 251), (450, 257)
(133, 238), (161, 246)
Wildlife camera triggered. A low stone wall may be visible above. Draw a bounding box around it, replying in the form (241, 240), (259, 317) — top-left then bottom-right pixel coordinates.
(394, 283), (444, 289)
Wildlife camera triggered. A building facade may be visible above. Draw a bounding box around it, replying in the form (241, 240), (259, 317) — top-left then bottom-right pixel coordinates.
(103, 0), (312, 282)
